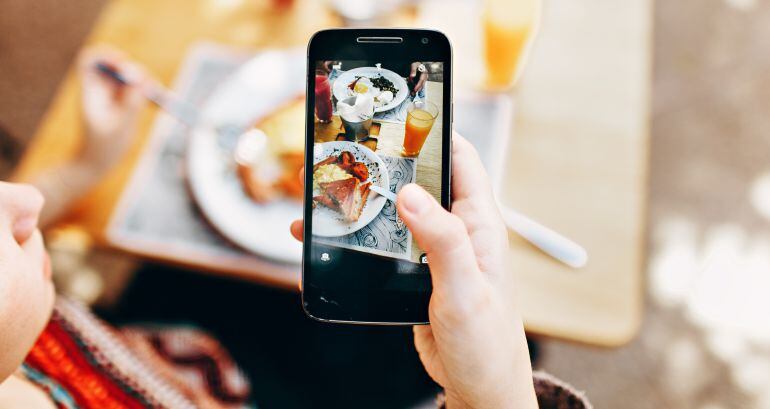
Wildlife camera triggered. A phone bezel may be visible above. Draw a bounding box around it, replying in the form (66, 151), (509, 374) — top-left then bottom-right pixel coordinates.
(302, 28), (452, 325)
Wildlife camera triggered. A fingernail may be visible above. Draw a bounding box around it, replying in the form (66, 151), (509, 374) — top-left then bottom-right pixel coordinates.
(13, 216), (36, 242)
(400, 184), (432, 216)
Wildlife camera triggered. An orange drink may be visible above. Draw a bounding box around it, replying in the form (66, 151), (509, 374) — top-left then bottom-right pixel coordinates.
(483, 0), (540, 90)
(403, 101), (439, 157)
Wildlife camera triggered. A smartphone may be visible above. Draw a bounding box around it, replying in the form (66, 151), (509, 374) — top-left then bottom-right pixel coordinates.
(302, 29), (452, 324)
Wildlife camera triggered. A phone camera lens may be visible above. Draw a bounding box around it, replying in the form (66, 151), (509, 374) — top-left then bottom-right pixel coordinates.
(421, 37), (429, 44)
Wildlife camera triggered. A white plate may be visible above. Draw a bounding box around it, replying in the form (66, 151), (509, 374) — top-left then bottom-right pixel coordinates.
(332, 67), (409, 113)
(187, 49), (306, 264)
(311, 141), (390, 237)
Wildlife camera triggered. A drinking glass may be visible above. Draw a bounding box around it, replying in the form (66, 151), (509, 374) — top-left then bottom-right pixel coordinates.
(339, 96), (374, 142)
(315, 72), (333, 123)
(402, 101), (438, 157)
(483, 0), (541, 90)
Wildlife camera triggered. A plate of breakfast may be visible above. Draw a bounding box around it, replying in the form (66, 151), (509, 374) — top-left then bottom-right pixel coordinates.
(311, 141), (390, 237)
(187, 49), (306, 264)
(332, 66), (409, 113)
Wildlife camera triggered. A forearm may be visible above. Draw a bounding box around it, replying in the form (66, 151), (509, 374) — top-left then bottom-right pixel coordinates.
(12, 163), (102, 229)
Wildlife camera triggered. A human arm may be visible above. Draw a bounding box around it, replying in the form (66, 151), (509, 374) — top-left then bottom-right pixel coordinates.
(409, 62), (429, 95)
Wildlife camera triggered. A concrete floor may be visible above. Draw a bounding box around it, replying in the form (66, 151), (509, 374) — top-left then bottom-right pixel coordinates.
(3, 0), (769, 407)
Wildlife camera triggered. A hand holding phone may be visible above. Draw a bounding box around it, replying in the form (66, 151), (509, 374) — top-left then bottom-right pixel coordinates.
(401, 134), (538, 409)
(292, 134), (539, 408)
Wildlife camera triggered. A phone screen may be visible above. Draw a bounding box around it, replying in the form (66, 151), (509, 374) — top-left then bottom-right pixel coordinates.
(303, 30), (451, 323)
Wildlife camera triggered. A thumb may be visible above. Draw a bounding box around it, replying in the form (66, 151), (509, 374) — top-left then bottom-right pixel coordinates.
(397, 184), (483, 294)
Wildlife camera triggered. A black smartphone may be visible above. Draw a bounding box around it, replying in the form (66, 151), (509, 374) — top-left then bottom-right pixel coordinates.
(302, 29), (452, 324)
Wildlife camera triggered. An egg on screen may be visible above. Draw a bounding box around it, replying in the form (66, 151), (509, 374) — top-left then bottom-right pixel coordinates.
(353, 77), (373, 95)
(377, 90), (394, 104)
(354, 82), (369, 94)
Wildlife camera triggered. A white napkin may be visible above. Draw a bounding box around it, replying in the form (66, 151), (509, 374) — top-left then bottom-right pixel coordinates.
(337, 94), (374, 122)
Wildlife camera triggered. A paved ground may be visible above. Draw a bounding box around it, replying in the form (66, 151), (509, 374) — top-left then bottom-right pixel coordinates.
(3, 0), (769, 407)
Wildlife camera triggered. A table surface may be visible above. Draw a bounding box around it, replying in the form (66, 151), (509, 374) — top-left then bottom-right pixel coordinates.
(498, 0), (650, 346)
(16, 0), (650, 346)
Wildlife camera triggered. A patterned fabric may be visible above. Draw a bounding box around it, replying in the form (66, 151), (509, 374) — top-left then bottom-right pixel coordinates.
(22, 298), (251, 409)
(532, 371), (592, 409)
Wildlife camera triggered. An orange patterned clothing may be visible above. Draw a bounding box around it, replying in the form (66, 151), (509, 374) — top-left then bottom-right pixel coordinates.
(22, 298), (251, 409)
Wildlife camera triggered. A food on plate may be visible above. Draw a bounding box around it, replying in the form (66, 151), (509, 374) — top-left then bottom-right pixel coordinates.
(313, 162), (351, 190)
(346, 73), (400, 108)
(377, 90), (394, 105)
(235, 98), (305, 203)
(312, 150), (371, 222)
(369, 75), (398, 94)
(318, 178), (371, 222)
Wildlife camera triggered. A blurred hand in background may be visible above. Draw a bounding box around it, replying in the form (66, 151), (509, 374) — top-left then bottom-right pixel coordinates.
(78, 46), (148, 173)
(15, 47), (149, 228)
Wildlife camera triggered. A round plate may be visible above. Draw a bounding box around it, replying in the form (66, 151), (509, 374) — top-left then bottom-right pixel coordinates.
(332, 67), (409, 113)
(312, 141), (390, 237)
(187, 50), (306, 264)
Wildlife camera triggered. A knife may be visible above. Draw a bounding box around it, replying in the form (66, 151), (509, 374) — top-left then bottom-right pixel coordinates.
(369, 184), (398, 202)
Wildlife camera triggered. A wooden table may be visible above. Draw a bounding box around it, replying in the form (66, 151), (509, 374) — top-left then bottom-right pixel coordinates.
(17, 0), (649, 346)
(507, 0), (649, 347)
(420, 0), (650, 346)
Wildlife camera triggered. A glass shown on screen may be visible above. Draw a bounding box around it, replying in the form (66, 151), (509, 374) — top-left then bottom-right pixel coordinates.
(314, 72), (333, 123)
(311, 60), (444, 264)
(403, 101), (438, 157)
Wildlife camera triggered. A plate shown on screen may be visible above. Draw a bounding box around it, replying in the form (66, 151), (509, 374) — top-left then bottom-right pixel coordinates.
(311, 141), (390, 238)
(332, 66), (409, 113)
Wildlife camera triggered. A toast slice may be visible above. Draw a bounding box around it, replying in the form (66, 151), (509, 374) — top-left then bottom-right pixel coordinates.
(349, 181), (371, 221)
(319, 178), (372, 222)
(313, 194), (338, 210)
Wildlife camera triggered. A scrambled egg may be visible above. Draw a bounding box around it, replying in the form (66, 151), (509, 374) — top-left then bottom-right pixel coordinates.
(313, 164), (352, 190)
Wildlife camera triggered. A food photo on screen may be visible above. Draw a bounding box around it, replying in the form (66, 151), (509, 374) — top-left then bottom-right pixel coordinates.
(311, 60), (444, 263)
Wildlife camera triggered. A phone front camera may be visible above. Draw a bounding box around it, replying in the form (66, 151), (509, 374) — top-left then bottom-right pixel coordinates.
(421, 37), (429, 44)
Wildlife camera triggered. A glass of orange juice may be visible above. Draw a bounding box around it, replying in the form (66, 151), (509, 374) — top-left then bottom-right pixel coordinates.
(483, 0), (541, 90)
(402, 101), (439, 157)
